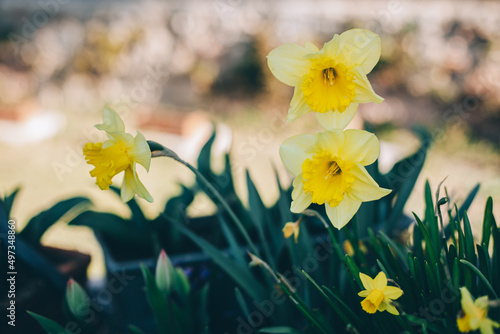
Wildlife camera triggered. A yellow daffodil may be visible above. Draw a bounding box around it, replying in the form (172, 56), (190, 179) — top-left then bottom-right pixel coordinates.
(83, 108), (153, 203)
(267, 29), (383, 129)
(457, 287), (499, 334)
(282, 218), (302, 243)
(280, 129), (390, 229)
(358, 271), (403, 315)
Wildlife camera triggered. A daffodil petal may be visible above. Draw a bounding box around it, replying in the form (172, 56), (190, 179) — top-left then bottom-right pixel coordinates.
(130, 131), (151, 171)
(280, 134), (315, 176)
(287, 79), (312, 122)
(338, 29), (381, 74)
(315, 103), (358, 131)
(306, 130), (345, 156)
(322, 34), (341, 59)
(291, 174), (312, 213)
(460, 287), (476, 316)
(341, 129), (380, 165)
(383, 301), (399, 315)
(267, 42), (317, 86)
(349, 163), (391, 202)
(325, 196), (361, 229)
(384, 286), (403, 299)
(479, 322), (495, 334)
(95, 108), (125, 132)
(373, 271), (387, 290)
(359, 273), (374, 290)
(358, 290), (370, 298)
(106, 131), (134, 148)
(352, 67), (384, 104)
(122, 166), (154, 203)
(476, 296), (489, 309)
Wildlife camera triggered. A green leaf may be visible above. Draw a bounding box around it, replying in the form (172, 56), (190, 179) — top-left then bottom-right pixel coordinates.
(258, 327), (301, 333)
(385, 128), (429, 233)
(246, 170), (274, 268)
(482, 197), (494, 248)
(20, 197), (91, 246)
(412, 213), (438, 269)
(463, 212), (477, 264)
(3, 187), (20, 219)
(477, 244), (492, 294)
(140, 263), (171, 333)
(128, 325), (145, 334)
(445, 184), (480, 238)
(165, 214), (267, 301)
(302, 271), (364, 331)
(235, 287), (250, 316)
(27, 311), (66, 333)
(345, 255), (362, 289)
(69, 211), (151, 246)
(197, 127), (216, 179)
(219, 214), (246, 266)
(459, 259), (498, 299)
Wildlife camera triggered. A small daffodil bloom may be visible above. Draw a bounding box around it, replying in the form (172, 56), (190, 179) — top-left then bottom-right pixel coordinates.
(280, 129), (390, 229)
(83, 108), (153, 203)
(267, 29), (383, 129)
(283, 219), (302, 243)
(358, 272), (403, 315)
(457, 287), (499, 334)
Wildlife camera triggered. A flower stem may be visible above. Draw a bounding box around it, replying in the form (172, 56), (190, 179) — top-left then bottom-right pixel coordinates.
(148, 141), (258, 255)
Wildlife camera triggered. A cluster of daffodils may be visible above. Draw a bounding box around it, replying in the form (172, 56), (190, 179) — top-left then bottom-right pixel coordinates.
(269, 29), (391, 230)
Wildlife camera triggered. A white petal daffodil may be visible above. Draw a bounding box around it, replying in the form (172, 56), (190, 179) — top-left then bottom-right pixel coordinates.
(83, 108), (153, 203)
(280, 129), (390, 229)
(268, 29), (383, 130)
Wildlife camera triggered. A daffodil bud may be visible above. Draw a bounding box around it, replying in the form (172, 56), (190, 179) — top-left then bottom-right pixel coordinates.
(155, 249), (175, 295)
(65, 279), (90, 321)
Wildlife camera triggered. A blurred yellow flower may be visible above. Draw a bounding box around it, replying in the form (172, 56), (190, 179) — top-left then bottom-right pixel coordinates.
(267, 29), (383, 129)
(282, 219), (302, 243)
(83, 108), (153, 203)
(457, 287), (499, 334)
(280, 129), (390, 229)
(358, 271), (403, 315)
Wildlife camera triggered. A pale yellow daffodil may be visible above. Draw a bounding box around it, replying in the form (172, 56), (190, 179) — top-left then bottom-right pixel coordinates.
(267, 29), (383, 129)
(83, 108), (153, 203)
(358, 271), (403, 315)
(280, 129), (390, 229)
(457, 287), (499, 334)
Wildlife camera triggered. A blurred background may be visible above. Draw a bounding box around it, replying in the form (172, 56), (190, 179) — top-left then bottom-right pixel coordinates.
(1, 0), (500, 280)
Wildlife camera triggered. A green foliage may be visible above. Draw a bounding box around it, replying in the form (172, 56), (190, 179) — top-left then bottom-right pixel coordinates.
(160, 129), (500, 333)
(28, 279), (99, 334)
(140, 251), (210, 334)
(0, 188), (91, 246)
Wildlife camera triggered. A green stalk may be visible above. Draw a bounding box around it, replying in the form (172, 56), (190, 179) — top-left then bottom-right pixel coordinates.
(149, 141), (258, 255)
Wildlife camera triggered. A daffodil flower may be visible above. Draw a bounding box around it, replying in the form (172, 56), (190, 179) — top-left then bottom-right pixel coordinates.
(457, 287), (499, 334)
(280, 129), (390, 229)
(267, 29), (383, 129)
(83, 108), (153, 203)
(282, 218), (302, 243)
(358, 271), (403, 315)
